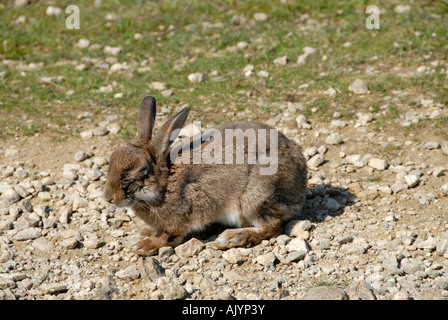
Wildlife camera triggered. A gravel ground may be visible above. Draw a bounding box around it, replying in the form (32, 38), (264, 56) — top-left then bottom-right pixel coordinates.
(1, 107), (448, 300)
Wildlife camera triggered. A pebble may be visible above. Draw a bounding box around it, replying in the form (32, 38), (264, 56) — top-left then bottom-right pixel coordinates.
(324, 198), (341, 212)
(46, 6), (62, 16)
(307, 154), (324, 170)
(149, 82), (167, 91)
(348, 79), (368, 95)
(187, 73), (207, 83)
(253, 13), (268, 22)
(80, 130), (93, 139)
(256, 252), (277, 266)
(368, 158), (388, 171)
(273, 55), (288, 65)
(76, 39), (90, 49)
(304, 286), (348, 300)
(13, 228), (42, 241)
(325, 133), (342, 145)
(103, 46), (123, 56)
(74, 151), (86, 162)
(394, 5), (411, 14)
(116, 266), (140, 280)
(174, 238), (204, 258)
(404, 175), (419, 188)
(297, 47), (318, 65)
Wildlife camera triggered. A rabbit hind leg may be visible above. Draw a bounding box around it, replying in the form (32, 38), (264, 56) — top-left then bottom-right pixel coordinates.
(213, 205), (283, 249)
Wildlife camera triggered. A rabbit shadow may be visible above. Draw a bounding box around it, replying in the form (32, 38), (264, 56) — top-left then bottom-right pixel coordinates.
(296, 184), (357, 224)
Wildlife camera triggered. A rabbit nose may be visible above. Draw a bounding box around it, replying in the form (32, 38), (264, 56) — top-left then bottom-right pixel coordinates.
(103, 187), (114, 203)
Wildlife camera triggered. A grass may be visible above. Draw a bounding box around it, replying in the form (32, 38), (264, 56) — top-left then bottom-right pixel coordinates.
(1, 0), (447, 138)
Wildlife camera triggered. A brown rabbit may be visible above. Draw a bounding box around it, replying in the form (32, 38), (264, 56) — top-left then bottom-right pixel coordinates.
(103, 96), (307, 256)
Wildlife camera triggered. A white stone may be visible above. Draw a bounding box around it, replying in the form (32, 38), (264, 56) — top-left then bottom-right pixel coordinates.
(103, 46), (123, 56)
(253, 13), (268, 22)
(257, 70), (269, 78)
(273, 55), (288, 65)
(46, 6), (62, 16)
(348, 79), (368, 95)
(188, 72), (207, 83)
(76, 39), (90, 49)
(297, 47), (318, 64)
(368, 158), (388, 171)
(404, 175), (419, 188)
(307, 154), (324, 170)
(394, 5), (411, 14)
(325, 133), (342, 145)
(285, 237), (309, 259)
(150, 82), (167, 91)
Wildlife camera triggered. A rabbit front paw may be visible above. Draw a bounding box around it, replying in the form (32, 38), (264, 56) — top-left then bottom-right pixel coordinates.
(132, 237), (161, 256)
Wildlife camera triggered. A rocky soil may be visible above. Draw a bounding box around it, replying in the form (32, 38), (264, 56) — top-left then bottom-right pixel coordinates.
(1, 100), (448, 301)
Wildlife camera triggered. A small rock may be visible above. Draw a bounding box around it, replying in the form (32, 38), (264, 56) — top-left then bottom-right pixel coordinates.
(256, 252), (277, 266)
(404, 175), (419, 188)
(424, 141), (440, 150)
(5, 148), (19, 157)
(253, 13), (268, 22)
(138, 257), (165, 281)
(394, 5), (411, 14)
(368, 158), (388, 171)
(46, 6), (62, 16)
(325, 133), (342, 145)
(324, 198), (341, 212)
(188, 72), (207, 83)
(76, 39), (90, 49)
(2, 188), (21, 203)
(103, 46), (122, 56)
(13, 228), (42, 241)
(92, 126), (109, 136)
(304, 286), (348, 300)
(285, 237), (309, 259)
(109, 62), (128, 73)
(433, 167), (446, 177)
(273, 55), (288, 65)
(257, 70), (269, 78)
(348, 79), (368, 95)
(149, 82), (167, 91)
(80, 130), (93, 139)
(85, 168), (102, 181)
(116, 266), (140, 280)
(84, 235), (100, 249)
(436, 277), (448, 290)
(61, 237), (78, 249)
(297, 47), (318, 65)
(106, 123), (121, 134)
(391, 183), (408, 194)
(40, 283), (67, 294)
(73, 196), (89, 210)
(32, 238), (54, 252)
(74, 151), (86, 162)
(174, 238), (204, 258)
(296, 115), (311, 129)
(222, 248), (245, 264)
(284, 220), (312, 238)
(307, 154), (324, 170)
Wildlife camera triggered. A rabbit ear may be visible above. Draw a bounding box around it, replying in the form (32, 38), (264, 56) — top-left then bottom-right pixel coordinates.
(137, 96), (157, 140)
(152, 105), (190, 162)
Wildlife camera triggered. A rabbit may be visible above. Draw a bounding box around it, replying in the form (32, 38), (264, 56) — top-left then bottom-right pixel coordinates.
(103, 96), (308, 256)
